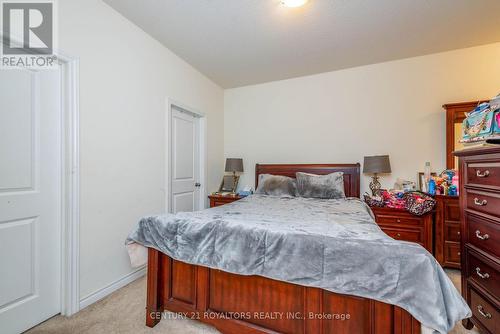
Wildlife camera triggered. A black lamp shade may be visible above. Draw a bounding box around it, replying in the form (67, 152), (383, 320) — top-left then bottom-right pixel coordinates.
(225, 158), (244, 173)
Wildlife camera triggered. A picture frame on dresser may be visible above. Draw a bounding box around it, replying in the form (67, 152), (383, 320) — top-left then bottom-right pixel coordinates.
(219, 174), (239, 193)
(417, 172), (437, 191)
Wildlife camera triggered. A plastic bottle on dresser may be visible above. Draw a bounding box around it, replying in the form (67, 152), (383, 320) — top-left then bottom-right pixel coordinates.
(452, 175), (459, 195)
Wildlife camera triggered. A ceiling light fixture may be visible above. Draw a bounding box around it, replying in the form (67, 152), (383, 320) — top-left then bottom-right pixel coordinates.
(281, 0), (308, 8)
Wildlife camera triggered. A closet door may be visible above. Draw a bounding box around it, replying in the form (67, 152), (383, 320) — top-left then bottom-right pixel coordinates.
(0, 68), (61, 333)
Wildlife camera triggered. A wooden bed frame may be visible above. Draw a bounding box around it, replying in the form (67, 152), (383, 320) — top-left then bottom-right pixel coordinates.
(145, 163), (421, 333)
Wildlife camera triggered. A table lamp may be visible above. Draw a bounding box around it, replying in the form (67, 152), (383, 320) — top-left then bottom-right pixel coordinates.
(225, 158), (244, 195)
(363, 155), (391, 196)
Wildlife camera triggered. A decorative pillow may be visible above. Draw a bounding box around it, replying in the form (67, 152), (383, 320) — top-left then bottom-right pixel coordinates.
(296, 172), (345, 199)
(255, 174), (298, 197)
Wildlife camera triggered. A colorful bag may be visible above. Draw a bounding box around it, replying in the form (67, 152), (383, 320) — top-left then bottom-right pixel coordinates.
(403, 191), (436, 216)
(363, 193), (384, 207)
(462, 109), (496, 139)
(378, 190), (405, 209)
(462, 100), (500, 142)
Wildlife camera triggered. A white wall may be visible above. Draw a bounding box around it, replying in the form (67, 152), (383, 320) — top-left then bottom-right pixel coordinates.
(59, 0), (224, 300)
(224, 43), (500, 195)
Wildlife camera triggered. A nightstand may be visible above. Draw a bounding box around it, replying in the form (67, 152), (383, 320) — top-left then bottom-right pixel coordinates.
(370, 206), (434, 253)
(208, 194), (243, 208)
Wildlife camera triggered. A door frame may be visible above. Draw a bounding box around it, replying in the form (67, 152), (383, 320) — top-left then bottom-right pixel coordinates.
(57, 53), (80, 317)
(166, 98), (207, 213)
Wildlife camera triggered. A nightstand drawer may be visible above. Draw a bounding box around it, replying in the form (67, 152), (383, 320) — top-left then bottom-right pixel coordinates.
(208, 195), (243, 208)
(370, 206), (433, 253)
(212, 200), (229, 207)
(381, 227), (422, 243)
(376, 215), (423, 228)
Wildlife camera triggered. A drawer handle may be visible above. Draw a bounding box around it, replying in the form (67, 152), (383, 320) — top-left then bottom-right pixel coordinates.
(476, 170), (490, 178)
(474, 198), (488, 206)
(477, 305), (492, 319)
(457, 252), (461, 256)
(475, 230), (490, 240)
(457, 231), (461, 235)
(397, 219), (401, 223)
(396, 233), (401, 238)
(475, 267), (490, 279)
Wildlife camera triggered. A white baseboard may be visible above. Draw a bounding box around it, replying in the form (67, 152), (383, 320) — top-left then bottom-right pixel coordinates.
(79, 265), (146, 310)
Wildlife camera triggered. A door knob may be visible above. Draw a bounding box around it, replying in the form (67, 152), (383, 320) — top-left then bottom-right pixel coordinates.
(195, 183), (201, 187)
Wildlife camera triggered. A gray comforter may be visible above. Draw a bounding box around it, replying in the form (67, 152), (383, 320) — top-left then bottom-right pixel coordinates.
(126, 195), (470, 333)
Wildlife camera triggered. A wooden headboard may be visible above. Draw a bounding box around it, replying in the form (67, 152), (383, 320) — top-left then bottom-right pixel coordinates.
(255, 163), (361, 198)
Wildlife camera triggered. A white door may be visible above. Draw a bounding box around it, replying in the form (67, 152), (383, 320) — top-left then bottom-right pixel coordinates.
(0, 68), (61, 333)
(170, 106), (200, 213)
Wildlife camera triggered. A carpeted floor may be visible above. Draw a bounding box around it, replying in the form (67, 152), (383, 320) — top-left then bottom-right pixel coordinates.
(26, 269), (478, 334)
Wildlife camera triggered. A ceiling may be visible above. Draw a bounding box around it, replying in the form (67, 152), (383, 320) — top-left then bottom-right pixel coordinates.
(104, 0), (500, 88)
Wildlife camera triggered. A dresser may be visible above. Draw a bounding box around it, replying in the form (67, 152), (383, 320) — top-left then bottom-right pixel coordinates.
(208, 194), (243, 207)
(370, 206), (433, 253)
(435, 195), (461, 269)
(455, 146), (500, 334)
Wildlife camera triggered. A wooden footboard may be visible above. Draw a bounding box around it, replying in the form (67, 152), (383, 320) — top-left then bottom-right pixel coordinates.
(145, 248), (420, 334)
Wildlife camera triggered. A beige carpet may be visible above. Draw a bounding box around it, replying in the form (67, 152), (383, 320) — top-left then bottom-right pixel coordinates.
(26, 269), (478, 334)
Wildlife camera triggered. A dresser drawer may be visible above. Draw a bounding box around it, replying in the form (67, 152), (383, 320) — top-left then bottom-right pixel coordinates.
(376, 215), (423, 228)
(445, 242), (461, 264)
(467, 214), (500, 258)
(470, 288), (499, 334)
(444, 223), (461, 242)
(466, 250), (500, 298)
(466, 189), (500, 217)
(381, 227), (422, 243)
(466, 162), (500, 189)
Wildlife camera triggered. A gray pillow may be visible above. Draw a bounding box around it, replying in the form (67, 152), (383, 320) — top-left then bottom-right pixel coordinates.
(255, 174), (298, 197)
(296, 172), (345, 199)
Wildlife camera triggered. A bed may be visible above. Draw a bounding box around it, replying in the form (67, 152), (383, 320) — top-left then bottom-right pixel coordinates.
(126, 163), (469, 334)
